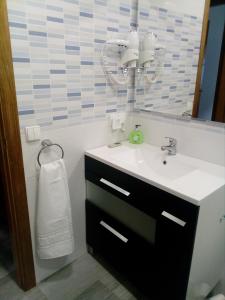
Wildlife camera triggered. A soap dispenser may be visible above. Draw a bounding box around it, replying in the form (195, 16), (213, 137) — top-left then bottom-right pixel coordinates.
(129, 125), (144, 144)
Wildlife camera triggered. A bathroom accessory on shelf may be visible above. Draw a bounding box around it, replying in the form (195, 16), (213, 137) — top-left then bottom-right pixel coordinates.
(37, 139), (64, 167)
(110, 112), (126, 131)
(129, 124), (144, 144)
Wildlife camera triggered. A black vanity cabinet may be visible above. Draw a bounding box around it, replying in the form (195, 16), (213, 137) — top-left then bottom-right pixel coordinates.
(85, 156), (199, 300)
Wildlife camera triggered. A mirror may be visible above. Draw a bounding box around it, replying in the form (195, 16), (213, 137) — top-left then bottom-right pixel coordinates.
(135, 0), (225, 123)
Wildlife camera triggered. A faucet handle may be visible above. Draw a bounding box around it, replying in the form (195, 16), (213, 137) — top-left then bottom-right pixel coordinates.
(165, 137), (177, 145)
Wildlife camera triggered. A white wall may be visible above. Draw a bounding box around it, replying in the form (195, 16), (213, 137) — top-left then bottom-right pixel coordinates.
(21, 118), (133, 282)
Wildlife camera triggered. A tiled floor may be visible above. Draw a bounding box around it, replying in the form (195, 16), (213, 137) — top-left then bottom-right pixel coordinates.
(0, 254), (139, 300)
(0, 263), (10, 281)
(0, 228), (14, 280)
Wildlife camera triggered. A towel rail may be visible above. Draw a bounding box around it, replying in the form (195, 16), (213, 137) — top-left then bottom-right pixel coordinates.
(37, 139), (64, 167)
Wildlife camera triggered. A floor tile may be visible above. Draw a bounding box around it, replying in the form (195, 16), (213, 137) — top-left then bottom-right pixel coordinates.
(0, 238), (14, 280)
(0, 264), (10, 280)
(99, 270), (120, 292)
(0, 275), (46, 300)
(39, 254), (119, 300)
(74, 280), (111, 300)
(106, 294), (121, 300)
(0, 253), (138, 300)
(112, 284), (137, 300)
(0, 258), (14, 280)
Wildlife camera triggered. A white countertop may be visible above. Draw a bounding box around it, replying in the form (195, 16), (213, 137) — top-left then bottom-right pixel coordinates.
(85, 142), (225, 206)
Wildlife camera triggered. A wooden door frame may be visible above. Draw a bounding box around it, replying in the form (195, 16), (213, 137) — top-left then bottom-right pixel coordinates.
(192, 0), (211, 117)
(0, 1), (36, 291)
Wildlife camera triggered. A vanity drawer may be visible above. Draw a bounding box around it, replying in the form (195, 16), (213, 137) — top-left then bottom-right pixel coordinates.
(85, 155), (199, 224)
(86, 200), (156, 295)
(85, 155), (161, 218)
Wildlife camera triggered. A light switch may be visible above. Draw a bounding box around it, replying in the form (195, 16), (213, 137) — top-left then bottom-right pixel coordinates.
(25, 126), (41, 142)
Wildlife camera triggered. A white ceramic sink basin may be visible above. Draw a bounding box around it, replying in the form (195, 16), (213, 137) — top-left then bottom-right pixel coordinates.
(85, 142), (225, 205)
(110, 145), (196, 181)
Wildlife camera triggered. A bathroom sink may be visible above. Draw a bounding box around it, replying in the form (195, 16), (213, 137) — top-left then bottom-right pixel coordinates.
(109, 145), (196, 181)
(85, 141), (225, 204)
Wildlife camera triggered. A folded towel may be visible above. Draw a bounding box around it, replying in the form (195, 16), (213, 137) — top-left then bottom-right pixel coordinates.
(37, 159), (74, 259)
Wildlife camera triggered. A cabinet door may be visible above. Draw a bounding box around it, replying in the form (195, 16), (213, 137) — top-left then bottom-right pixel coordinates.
(156, 210), (195, 300)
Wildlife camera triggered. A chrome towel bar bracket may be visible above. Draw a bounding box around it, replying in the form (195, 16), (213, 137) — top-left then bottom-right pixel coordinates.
(37, 139), (64, 167)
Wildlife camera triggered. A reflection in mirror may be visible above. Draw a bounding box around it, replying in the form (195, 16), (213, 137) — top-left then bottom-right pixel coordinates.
(135, 0), (225, 124)
(193, 0), (225, 123)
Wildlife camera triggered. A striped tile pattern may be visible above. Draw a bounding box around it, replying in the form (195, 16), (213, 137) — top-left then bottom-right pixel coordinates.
(135, 3), (202, 114)
(7, 0), (137, 129)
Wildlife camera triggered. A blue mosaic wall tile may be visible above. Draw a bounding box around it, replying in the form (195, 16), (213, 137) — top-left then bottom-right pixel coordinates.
(7, 0), (137, 129)
(7, 0), (202, 126)
(136, 3), (202, 114)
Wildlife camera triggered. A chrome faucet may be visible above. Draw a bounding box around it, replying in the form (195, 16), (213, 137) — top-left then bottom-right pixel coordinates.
(161, 137), (177, 155)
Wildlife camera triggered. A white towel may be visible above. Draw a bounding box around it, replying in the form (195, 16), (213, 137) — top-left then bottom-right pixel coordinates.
(37, 159), (74, 259)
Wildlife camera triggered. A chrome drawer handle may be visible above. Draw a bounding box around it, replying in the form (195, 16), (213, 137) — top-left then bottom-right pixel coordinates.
(100, 221), (128, 243)
(161, 211), (186, 227)
(100, 178), (130, 196)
